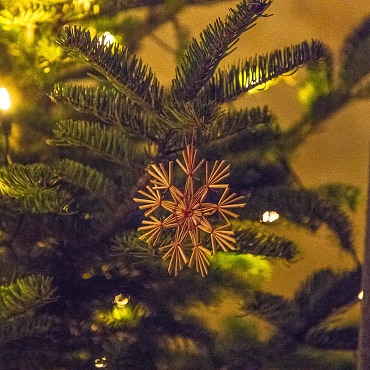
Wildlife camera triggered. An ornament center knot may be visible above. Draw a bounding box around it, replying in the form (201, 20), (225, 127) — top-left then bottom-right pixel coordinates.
(182, 208), (194, 218)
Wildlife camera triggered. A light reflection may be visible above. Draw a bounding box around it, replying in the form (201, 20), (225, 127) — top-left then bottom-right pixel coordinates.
(261, 211), (280, 223)
(0, 88), (11, 111)
(99, 32), (117, 45)
(114, 294), (130, 307)
(94, 356), (107, 368)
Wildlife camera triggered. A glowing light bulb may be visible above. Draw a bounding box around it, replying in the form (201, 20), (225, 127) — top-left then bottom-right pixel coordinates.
(358, 291), (364, 300)
(94, 356), (107, 368)
(261, 211), (280, 223)
(99, 32), (117, 45)
(114, 294), (129, 307)
(0, 88), (11, 111)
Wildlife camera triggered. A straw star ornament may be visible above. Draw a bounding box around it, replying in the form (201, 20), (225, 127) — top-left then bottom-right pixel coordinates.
(134, 144), (245, 277)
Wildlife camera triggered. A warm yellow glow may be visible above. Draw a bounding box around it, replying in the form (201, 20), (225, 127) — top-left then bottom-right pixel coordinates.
(93, 300), (148, 327)
(99, 32), (117, 45)
(82, 271), (92, 279)
(94, 356), (107, 368)
(261, 211), (280, 223)
(238, 72), (296, 95)
(74, 0), (92, 11)
(114, 294), (129, 307)
(112, 305), (131, 320)
(359, 291), (364, 300)
(298, 67), (330, 107)
(76, 350), (90, 360)
(0, 88), (11, 111)
(298, 81), (316, 106)
(101, 264), (110, 272)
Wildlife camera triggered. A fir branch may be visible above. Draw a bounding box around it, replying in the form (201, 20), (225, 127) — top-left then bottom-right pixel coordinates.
(202, 126), (283, 165)
(57, 26), (165, 112)
(55, 159), (119, 204)
(0, 163), (56, 198)
(0, 314), (58, 345)
(155, 105), (275, 160)
(293, 268), (362, 330)
(206, 40), (328, 102)
(112, 231), (156, 259)
(0, 163), (72, 214)
(163, 103), (274, 150)
(340, 15), (370, 88)
(100, 0), (163, 10)
(51, 83), (165, 138)
(93, 303), (148, 328)
(244, 269), (361, 351)
(352, 74), (370, 99)
(49, 120), (149, 166)
(159, 335), (207, 357)
(154, 105), (281, 163)
(305, 325), (358, 350)
(235, 226), (298, 261)
(0, 3), (58, 27)
(164, 98), (225, 132)
(19, 188), (72, 214)
(297, 60), (333, 108)
(315, 183), (361, 212)
(99, 0), (230, 12)
(243, 291), (301, 333)
(171, 0), (272, 102)
(242, 187), (357, 258)
(0, 274), (57, 322)
(228, 160), (292, 191)
(199, 105), (273, 143)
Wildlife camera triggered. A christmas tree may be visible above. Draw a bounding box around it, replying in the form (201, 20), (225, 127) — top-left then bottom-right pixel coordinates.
(0, 0), (369, 369)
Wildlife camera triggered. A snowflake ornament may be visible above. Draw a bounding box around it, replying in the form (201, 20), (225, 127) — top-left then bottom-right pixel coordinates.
(134, 144), (245, 277)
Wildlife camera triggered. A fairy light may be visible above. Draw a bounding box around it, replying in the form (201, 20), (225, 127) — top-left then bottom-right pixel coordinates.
(74, 0), (92, 12)
(0, 88), (11, 111)
(99, 32), (117, 45)
(81, 271), (93, 279)
(114, 294), (130, 307)
(261, 211), (280, 223)
(359, 291), (364, 300)
(94, 356), (107, 368)
(0, 87), (12, 164)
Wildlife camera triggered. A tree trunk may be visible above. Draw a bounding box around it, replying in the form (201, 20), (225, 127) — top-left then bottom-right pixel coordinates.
(359, 146), (370, 370)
